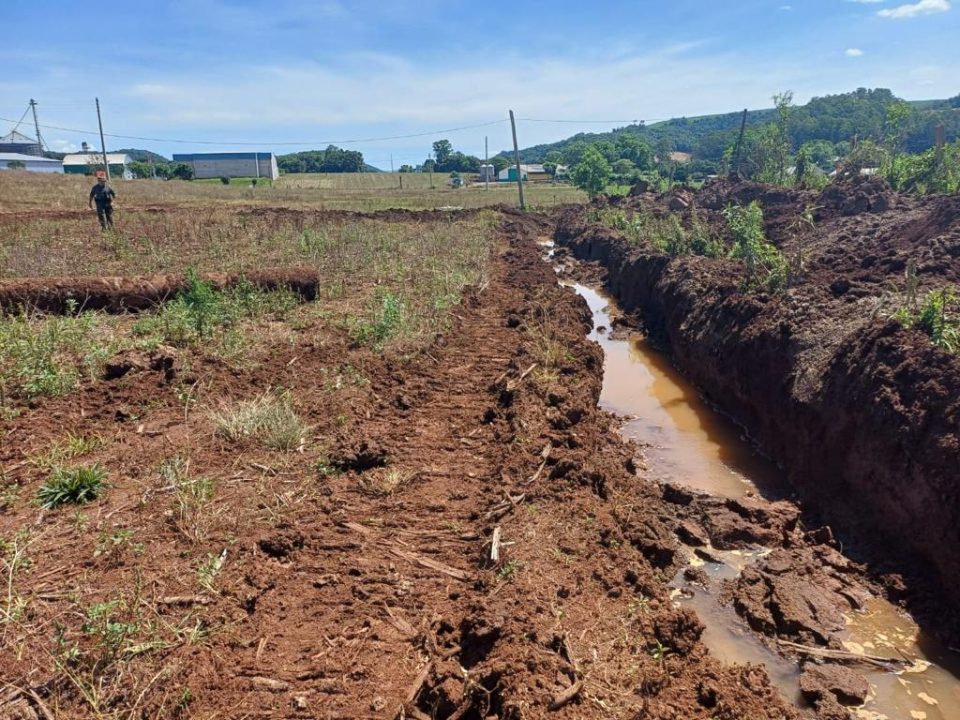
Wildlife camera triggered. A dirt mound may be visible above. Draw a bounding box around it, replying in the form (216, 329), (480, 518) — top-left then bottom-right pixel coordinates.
(0, 267), (321, 314)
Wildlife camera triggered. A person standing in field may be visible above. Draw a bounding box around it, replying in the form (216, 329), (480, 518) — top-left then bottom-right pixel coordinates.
(88, 171), (116, 231)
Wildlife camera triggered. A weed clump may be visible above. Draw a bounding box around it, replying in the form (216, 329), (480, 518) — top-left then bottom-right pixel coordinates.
(37, 465), (108, 508)
(591, 207), (723, 258)
(724, 202), (789, 293)
(895, 285), (959, 353)
(133, 269), (298, 350)
(213, 391), (307, 451)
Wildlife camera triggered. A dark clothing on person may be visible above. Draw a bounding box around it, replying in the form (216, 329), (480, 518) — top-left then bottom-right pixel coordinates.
(89, 183), (116, 230)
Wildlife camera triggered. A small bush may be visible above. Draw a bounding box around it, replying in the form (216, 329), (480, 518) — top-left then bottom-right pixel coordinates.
(38, 465), (108, 508)
(219, 176), (230, 185)
(895, 286), (959, 353)
(352, 291), (405, 349)
(724, 202), (788, 293)
(213, 391), (307, 450)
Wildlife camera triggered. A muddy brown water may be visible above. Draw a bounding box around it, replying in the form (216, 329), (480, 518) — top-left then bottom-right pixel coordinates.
(565, 273), (960, 720)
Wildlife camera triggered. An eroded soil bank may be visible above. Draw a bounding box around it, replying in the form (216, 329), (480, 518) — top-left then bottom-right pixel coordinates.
(553, 179), (960, 646)
(2, 211), (806, 719)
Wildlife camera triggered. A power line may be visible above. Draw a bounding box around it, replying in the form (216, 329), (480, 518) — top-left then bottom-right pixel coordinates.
(0, 115), (508, 147)
(519, 117), (665, 125)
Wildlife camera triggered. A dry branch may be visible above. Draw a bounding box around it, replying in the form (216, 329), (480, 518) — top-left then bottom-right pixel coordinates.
(776, 639), (909, 670)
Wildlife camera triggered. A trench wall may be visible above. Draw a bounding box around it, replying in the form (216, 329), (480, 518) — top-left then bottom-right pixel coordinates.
(555, 220), (960, 614)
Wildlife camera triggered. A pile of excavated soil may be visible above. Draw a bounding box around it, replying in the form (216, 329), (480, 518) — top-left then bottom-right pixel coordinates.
(553, 180), (960, 647)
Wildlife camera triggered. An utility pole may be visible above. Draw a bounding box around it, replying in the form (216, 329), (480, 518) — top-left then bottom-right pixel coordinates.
(509, 110), (525, 211)
(484, 136), (489, 191)
(95, 97), (110, 180)
(732, 108), (747, 177)
(29, 99), (43, 155)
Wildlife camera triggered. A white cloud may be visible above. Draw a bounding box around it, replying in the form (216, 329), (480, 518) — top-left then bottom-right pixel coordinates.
(878, 0), (951, 18)
(846, 48), (865, 56)
(847, 0), (884, 4)
(780, 5), (793, 10)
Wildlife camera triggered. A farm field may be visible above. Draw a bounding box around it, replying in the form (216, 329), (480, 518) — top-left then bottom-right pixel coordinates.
(0, 172), (585, 215)
(1, 172), (959, 720)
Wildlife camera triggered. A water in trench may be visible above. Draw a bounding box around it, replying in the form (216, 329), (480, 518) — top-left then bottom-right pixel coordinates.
(566, 275), (960, 720)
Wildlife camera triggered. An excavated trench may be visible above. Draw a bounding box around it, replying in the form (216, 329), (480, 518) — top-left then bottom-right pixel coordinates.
(541, 240), (960, 720)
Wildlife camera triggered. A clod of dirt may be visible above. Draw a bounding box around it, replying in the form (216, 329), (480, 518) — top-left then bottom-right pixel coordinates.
(675, 520), (709, 547)
(799, 662), (869, 706)
(724, 548), (863, 644)
(102, 347), (177, 381)
(257, 530), (305, 559)
(329, 440), (389, 472)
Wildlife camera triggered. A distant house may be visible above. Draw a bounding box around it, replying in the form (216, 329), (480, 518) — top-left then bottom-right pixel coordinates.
(498, 164), (550, 182)
(63, 152), (134, 179)
(0, 152), (63, 173)
(0, 130), (42, 157)
(172, 152), (279, 180)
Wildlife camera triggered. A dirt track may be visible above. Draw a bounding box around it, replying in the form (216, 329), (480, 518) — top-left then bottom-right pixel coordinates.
(554, 178), (960, 647)
(1, 213), (807, 719)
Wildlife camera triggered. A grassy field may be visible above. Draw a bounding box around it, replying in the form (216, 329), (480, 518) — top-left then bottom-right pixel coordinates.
(0, 171), (585, 213)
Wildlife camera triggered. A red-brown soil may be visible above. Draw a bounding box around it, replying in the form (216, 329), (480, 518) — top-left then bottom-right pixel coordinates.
(553, 178), (960, 645)
(0, 213), (809, 719)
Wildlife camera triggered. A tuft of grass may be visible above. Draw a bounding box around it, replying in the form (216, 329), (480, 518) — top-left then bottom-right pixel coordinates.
(213, 391), (307, 450)
(37, 465), (108, 508)
(357, 468), (414, 497)
(351, 291), (406, 349)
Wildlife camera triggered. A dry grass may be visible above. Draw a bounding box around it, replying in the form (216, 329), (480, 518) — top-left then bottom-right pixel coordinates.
(212, 392), (307, 451)
(0, 171), (585, 214)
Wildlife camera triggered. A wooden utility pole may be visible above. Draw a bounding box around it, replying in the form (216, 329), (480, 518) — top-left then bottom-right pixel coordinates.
(509, 110), (525, 211)
(95, 97), (110, 180)
(29, 99), (43, 154)
(732, 108), (748, 176)
(484, 135), (489, 191)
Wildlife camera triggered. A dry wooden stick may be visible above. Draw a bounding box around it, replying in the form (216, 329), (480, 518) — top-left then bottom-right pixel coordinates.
(549, 678), (584, 710)
(388, 548), (470, 581)
(776, 639), (909, 670)
(490, 526), (502, 563)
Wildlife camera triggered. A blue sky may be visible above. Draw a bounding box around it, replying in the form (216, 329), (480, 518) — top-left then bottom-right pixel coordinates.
(1, 0), (956, 167)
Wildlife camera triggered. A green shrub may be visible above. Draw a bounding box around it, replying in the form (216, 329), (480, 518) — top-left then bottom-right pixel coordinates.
(895, 286), (959, 353)
(724, 202), (788, 293)
(352, 291), (405, 349)
(37, 465), (108, 508)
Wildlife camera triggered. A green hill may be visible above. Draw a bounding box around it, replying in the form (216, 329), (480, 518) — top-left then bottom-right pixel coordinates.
(505, 88), (960, 167)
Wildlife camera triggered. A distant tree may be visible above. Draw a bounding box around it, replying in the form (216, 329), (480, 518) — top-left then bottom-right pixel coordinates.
(432, 139), (453, 167)
(169, 162), (195, 181)
(220, 176), (230, 185)
(562, 140), (592, 167)
(571, 147), (612, 195)
(884, 100), (915, 152)
(398, 164), (415, 173)
(6, 160), (26, 170)
(612, 158), (637, 178)
(490, 155), (511, 173)
(128, 161), (153, 179)
(771, 91), (794, 184)
(422, 158), (436, 173)
(615, 134), (654, 170)
(544, 150), (563, 165)
(799, 140), (837, 171)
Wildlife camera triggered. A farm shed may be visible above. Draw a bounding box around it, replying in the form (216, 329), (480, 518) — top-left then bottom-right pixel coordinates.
(0, 152), (63, 173)
(0, 130), (42, 156)
(498, 164), (550, 182)
(172, 152), (279, 180)
(63, 153), (133, 179)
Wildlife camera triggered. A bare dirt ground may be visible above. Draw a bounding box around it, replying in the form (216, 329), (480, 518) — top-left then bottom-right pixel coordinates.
(0, 209), (807, 718)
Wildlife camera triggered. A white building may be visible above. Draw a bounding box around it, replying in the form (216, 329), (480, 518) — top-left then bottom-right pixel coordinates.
(172, 152), (280, 180)
(63, 153), (134, 179)
(0, 152), (63, 173)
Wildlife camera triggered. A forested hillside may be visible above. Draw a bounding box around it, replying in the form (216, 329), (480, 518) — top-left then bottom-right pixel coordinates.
(510, 89), (960, 168)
